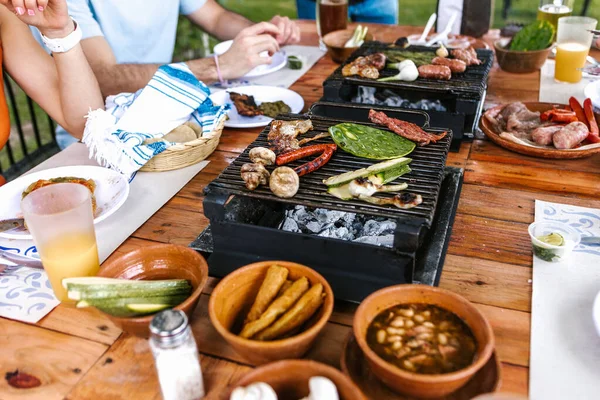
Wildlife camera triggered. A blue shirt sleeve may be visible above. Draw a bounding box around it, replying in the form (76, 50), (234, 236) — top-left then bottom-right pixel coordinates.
(67, 0), (105, 40)
(180, 0), (207, 15)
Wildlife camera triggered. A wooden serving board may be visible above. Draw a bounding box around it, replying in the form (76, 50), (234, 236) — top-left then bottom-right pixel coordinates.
(480, 102), (600, 159)
(340, 333), (501, 400)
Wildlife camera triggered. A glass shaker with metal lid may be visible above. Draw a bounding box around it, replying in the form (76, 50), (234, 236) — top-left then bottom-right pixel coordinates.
(149, 310), (205, 400)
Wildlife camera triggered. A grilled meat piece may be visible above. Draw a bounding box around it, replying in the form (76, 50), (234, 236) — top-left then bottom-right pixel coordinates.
(368, 109), (447, 146)
(531, 125), (563, 146)
(229, 92), (263, 117)
(485, 102), (542, 135)
(342, 53), (387, 79)
(450, 46), (481, 66)
(553, 121), (589, 149)
(22, 177), (97, 215)
(432, 57), (467, 73)
(267, 119), (315, 154)
(417, 64), (451, 80)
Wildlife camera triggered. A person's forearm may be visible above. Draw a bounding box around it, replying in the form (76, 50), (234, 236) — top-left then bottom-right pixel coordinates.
(205, 9), (253, 40)
(52, 45), (103, 138)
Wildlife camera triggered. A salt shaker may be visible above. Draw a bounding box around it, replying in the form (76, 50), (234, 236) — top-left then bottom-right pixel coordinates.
(149, 310), (205, 400)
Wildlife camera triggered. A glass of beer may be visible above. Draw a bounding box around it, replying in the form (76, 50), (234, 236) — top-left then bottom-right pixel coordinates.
(554, 16), (597, 83)
(316, 0), (348, 48)
(538, 0), (573, 32)
(21, 183), (100, 302)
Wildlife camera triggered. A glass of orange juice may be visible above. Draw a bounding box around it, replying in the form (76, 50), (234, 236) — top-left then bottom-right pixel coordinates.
(554, 16), (597, 83)
(21, 183), (99, 302)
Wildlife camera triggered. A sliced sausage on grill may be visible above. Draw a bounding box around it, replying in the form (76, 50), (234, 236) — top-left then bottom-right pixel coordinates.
(417, 65), (451, 80)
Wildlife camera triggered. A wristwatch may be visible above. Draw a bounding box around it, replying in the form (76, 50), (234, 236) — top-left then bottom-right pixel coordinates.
(40, 18), (82, 53)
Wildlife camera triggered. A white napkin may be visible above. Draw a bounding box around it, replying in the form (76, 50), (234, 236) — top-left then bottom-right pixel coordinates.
(83, 63), (229, 175)
(0, 262), (59, 323)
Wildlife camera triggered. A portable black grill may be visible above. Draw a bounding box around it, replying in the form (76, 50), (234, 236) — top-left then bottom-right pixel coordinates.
(194, 104), (463, 302)
(322, 42), (494, 150)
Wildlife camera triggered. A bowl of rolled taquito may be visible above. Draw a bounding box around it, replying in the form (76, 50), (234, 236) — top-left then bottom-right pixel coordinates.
(208, 261), (334, 366)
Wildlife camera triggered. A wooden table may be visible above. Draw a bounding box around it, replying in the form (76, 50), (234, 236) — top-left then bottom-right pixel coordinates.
(3, 21), (600, 399)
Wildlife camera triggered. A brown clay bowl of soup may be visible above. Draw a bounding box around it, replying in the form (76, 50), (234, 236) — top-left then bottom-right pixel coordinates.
(225, 360), (367, 400)
(208, 261), (334, 366)
(323, 29), (375, 63)
(353, 284), (495, 398)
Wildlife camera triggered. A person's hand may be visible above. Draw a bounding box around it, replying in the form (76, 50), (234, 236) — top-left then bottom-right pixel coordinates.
(0, 0), (72, 38)
(270, 15), (301, 45)
(218, 22), (281, 80)
(595, 38), (600, 50)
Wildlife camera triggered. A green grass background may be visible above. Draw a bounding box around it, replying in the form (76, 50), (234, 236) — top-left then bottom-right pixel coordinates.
(3, 0), (600, 173)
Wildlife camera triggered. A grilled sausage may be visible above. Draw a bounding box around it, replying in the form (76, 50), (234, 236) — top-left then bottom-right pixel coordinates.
(294, 145), (336, 177)
(432, 57), (467, 73)
(417, 65), (451, 80)
(276, 144), (332, 165)
(552, 121), (589, 149)
(531, 125), (563, 146)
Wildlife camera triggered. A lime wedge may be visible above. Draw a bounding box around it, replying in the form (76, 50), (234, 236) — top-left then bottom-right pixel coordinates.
(126, 304), (170, 313)
(536, 232), (564, 246)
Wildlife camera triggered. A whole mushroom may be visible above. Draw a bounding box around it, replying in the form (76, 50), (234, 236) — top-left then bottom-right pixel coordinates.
(249, 147), (276, 166)
(269, 167), (300, 198)
(241, 163), (270, 190)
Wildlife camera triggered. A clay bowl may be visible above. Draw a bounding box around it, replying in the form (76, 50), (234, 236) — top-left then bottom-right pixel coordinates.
(224, 360), (367, 400)
(97, 244), (208, 338)
(208, 260), (334, 366)
(353, 284), (495, 399)
(323, 29), (375, 63)
(494, 38), (552, 73)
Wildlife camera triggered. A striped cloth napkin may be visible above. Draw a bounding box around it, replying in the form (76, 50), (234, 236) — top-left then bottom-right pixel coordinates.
(83, 63), (229, 175)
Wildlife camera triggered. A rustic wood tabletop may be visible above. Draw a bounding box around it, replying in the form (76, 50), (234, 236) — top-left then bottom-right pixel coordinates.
(2, 20), (600, 400)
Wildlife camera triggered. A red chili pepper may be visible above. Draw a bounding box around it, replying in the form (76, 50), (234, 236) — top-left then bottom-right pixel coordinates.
(569, 97), (589, 128)
(583, 98), (599, 138)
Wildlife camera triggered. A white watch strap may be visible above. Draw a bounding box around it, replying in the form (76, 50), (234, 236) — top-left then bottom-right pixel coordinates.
(41, 18), (82, 53)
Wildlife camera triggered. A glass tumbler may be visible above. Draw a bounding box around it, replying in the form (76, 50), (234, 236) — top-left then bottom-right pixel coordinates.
(537, 0), (574, 32)
(554, 16), (597, 83)
(316, 0), (348, 49)
(21, 183), (100, 301)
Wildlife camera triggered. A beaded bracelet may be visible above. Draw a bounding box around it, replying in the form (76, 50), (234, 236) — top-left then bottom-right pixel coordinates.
(213, 54), (224, 84)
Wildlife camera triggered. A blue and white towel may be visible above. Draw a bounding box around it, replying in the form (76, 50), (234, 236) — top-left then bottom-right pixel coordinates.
(83, 63), (229, 175)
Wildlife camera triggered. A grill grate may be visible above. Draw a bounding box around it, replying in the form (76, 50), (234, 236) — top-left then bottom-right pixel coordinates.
(324, 42), (494, 99)
(206, 113), (450, 226)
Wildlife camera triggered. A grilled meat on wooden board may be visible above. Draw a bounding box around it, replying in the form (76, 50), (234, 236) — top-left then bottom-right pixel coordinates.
(342, 53), (387, 79)
(368, 109), (447, 146)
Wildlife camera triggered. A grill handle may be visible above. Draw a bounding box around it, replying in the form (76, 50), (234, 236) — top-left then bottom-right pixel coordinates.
(393, 219), (426, 254)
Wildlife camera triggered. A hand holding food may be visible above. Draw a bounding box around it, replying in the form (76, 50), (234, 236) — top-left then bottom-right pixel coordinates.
(218, 22), (281, 80)
(1, 0), (72, 38)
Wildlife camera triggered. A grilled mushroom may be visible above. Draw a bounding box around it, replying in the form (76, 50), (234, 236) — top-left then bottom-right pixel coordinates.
(249, 147), (276, 166)
(241, 163), (270, 190)
(269, 167), (299, 198)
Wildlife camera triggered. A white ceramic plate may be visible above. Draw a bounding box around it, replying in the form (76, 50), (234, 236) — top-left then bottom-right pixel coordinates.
(213, 40), (287, 78)
(209, 85), (304, 128)
(584, 80), (600, 110)
(0, 165), (130, 240)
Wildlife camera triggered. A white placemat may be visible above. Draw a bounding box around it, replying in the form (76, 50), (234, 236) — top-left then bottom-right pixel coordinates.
(209, 45), (325, 93)
(0, 143), (209, 323)
(539, 59), (598, 104)
(530, 200), (600, 400)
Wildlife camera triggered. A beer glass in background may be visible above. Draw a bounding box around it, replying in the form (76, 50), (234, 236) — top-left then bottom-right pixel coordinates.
(554, 16), (597, 83)
(537, 0), (574, 32)
(316, 0), (348, 49)
(21, 183), (100, 302)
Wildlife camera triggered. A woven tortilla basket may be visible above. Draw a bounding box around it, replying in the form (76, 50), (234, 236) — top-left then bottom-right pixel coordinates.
(140, 118), (225, 172)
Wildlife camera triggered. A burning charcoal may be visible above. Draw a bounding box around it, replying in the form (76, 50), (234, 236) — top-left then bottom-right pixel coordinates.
(281, 218), (300, 233)
(354, 236), (380, 245)
(376, 234), (395, 248)
(342, 213), (356, 225)
(306, 221), (323, 233)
